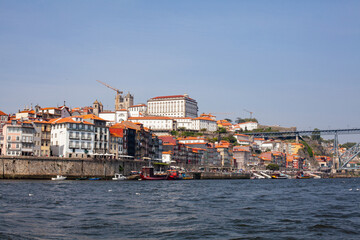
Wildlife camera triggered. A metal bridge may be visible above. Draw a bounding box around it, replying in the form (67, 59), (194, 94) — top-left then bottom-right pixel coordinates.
(242, 128), (360, 138)
(243, 128), (360, 171)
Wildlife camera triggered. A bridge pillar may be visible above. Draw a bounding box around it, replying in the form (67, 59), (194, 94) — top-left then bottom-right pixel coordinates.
(295, 134), (299, 143)
(332, 131), (340, 172)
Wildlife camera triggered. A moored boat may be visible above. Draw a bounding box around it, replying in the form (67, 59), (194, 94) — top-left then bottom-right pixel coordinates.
(140, 166), (168, 180)
(166, 169), (183, 180)
(271, 173), (289, 179)
(112, 173), (127, 181)
(51, 175), (66, 181)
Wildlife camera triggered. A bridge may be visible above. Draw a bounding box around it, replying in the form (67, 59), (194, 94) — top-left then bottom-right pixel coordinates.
(243, 128), (360, 171)
(242, 128), (360, 138)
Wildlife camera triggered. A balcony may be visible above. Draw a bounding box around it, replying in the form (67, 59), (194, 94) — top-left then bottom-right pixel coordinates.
(69, 134), (80, 140)
(81, 135), (92, 140)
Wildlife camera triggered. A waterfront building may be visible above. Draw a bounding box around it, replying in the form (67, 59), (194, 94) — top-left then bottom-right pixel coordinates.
(32, 120), (51, 156)
(0, 110), (9, 136)
(233, 146), (250, 169)
(147, 94), (198, 118)
(79, 114), (109, 155)
(162, 151), (172, 164)
(2, 120), (35, 156)
(50, 117), (95, 158)
(215, 141), (233, 168)
(109, 126), (125, 159)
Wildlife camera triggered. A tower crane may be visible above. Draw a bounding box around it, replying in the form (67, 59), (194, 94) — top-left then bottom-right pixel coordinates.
(96, 80), (123, 94)
(244, 109), (253, 119)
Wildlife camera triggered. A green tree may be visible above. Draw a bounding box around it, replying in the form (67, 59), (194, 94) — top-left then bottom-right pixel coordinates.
(311, 128), (321, 141)
(224, 118), (232, 123)
(235, 117), (245, 124)
(266, 163), (280, 171)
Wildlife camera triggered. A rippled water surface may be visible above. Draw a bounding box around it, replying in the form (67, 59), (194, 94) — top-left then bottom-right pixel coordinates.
(1, 178), (360, 239)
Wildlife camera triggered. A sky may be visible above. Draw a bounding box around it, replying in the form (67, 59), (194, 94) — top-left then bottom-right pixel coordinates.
(1, 0), (359, 141)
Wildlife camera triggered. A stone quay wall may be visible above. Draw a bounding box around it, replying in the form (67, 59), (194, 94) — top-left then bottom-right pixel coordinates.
(0, 156), (145, 179)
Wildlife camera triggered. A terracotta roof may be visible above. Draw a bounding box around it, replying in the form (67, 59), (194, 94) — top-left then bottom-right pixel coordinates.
(41, 107), (60, 110)
(193, 117), (216, 122)
(0, 110), (7, 116)
(151, 95), (188, 100)
(129, 104), (147, 108)
(128, 116), (173, 120)
(177, 137), (206, 140)
(79, 114), (107, 121)
(109, 128), (124, 138)
(51, 117), (93, 125)
(235, 134), (249, 137)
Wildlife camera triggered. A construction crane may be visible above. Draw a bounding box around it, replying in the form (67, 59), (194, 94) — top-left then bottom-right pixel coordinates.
(244, 109), (253, 119)
(96, 80), (123, 94)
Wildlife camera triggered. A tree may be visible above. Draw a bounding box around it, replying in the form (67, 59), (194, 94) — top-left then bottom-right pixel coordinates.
(340, 142), (356, 149)
(266, 163), (280, 171)
(224, 118), (232, 123)
(235, 117), (246, 124)
(217, 127), (227, 134)
(200, 128), (207, 132)
(311, 128), (321, 141)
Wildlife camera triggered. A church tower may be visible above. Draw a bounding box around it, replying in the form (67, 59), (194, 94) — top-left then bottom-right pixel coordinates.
(115, 92), (134, 110)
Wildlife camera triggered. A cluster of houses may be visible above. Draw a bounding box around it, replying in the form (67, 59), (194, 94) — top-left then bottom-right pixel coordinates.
(2, 93), (348, 170)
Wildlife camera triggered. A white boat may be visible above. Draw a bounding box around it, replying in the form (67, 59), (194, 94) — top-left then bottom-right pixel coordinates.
(112, 173), (127, 181)
(51, 175), (67, 181)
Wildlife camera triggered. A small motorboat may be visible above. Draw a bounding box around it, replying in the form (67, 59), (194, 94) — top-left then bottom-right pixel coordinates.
(89, 177), (101, 180)
(51, 175), (67, 181)
(271, 173), (288, 179)
(112, 173), (127, 181)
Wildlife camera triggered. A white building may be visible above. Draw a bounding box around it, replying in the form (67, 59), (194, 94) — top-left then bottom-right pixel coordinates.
(128, 116), (176, 131)
(174, 117), (193, 130)
(50, 117), (95, 158)
(192, 117), (217, 132)
(147, 94), (198, 118)
(2, 120), (35, 156)
(128, 104), (147, 117)
(231, 122), (259, 131)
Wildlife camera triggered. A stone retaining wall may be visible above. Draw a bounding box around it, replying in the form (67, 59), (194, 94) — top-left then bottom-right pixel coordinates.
(0, 156), (145, 179)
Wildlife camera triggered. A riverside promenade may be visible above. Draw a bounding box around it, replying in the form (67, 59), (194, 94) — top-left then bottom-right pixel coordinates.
(0, 156), (251, 180)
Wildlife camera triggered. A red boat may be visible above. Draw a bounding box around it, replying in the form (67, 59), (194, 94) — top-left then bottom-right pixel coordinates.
(140, 167), (168, 180)
(166, 169), (183, 180)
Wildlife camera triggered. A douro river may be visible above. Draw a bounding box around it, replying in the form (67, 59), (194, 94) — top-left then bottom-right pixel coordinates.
(1, 178), (359, 239)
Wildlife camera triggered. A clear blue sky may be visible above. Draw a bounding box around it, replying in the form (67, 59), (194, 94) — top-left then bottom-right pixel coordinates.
(1, 0), (359, 140)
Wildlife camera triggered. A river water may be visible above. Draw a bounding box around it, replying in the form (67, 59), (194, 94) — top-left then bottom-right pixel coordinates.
(0, 178), (359, 240)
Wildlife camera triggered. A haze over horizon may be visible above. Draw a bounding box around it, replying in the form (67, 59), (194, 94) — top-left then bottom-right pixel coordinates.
(1, 0), (359, 142)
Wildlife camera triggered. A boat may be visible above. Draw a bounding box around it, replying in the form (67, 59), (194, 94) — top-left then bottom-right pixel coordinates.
(140, 166), (168, 180)
(112, 173), (127, 181)
(76, 177), (88, 180)
(271, 173), (288, 179)
(89, 177), (101, 180)
(51, 175), (67, 181)
(296, 174), (312, 179)
(166, 169), (183, 180)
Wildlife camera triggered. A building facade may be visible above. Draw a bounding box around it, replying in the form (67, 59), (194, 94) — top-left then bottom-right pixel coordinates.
(147, 94), (198, 118)
(2, 120), (35, 156)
